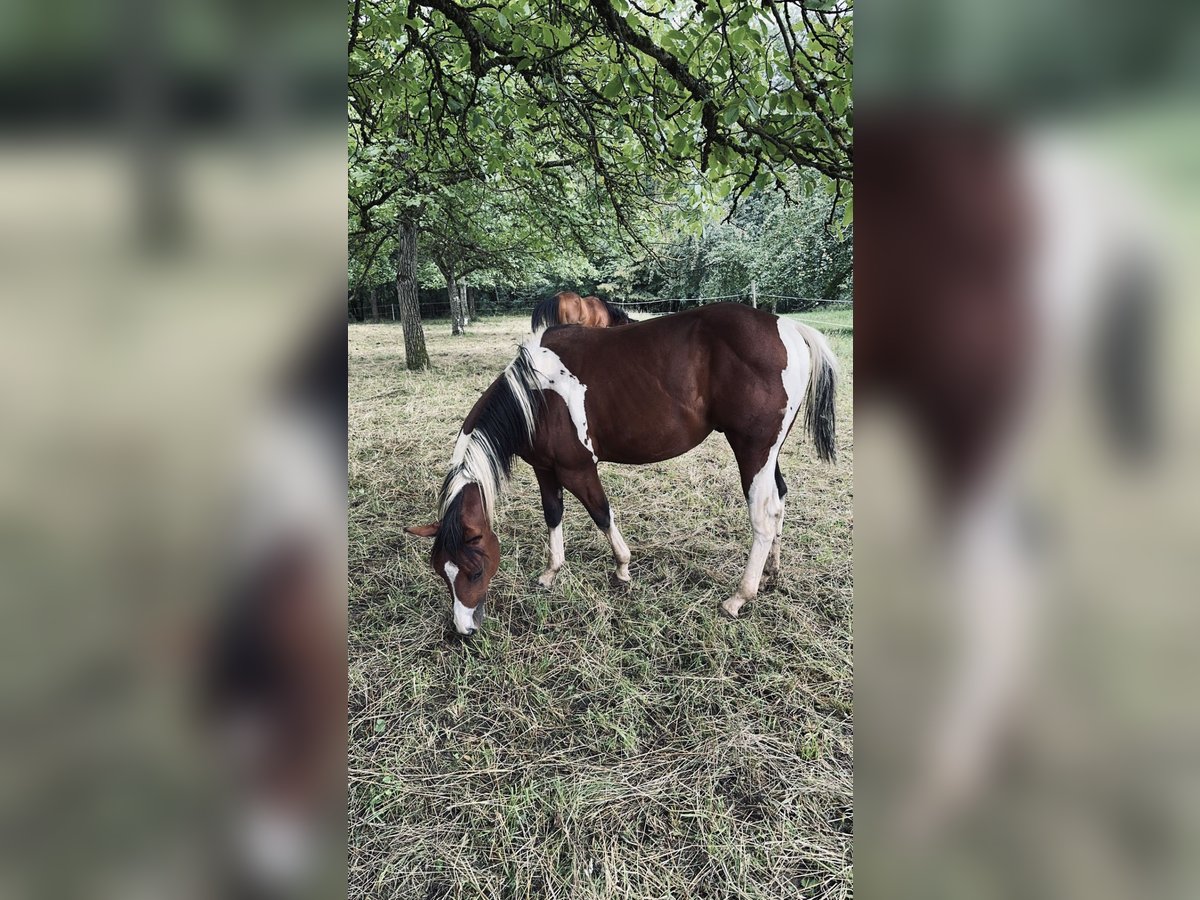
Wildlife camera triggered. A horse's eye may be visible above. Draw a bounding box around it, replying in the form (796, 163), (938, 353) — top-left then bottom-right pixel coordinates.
(468, 570), (484, 584)
(466, 535), (483, 545)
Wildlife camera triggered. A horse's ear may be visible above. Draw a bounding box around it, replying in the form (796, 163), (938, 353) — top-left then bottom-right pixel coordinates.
(404, 522), (440, 538)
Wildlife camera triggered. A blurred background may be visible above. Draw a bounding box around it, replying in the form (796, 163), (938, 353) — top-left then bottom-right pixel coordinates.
(856, 0), (1200, 898)
(0, 0), (345, 896)
(5, 0), (1200, 896)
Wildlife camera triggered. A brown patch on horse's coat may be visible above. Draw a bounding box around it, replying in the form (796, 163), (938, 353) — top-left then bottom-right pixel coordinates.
(529, 304), (789, 473)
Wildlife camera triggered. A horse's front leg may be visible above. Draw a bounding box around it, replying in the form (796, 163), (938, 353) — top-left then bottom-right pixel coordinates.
(560, 464), (631, 583)
(534, 467), (565, 589)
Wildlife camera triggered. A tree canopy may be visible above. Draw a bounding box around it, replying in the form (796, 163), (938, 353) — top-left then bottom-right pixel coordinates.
(348, 0), (853, 363)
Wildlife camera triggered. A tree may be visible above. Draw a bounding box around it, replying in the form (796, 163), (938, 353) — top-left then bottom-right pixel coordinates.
(395, 214), (430, 369)
(419, 176), (589, 335)
(348, 0), (853, 364)
(590, 188), (852, 308)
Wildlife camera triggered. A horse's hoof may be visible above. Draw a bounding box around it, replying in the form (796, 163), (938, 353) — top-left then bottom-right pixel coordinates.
(720, 596), (747, 618)
(536, 572), (557, 590)
(610, 573), (632, 592)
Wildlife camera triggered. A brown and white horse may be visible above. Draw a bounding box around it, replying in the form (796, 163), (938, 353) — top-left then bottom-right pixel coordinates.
(530, 290), (631, 330)
(406, 303), (838, 634)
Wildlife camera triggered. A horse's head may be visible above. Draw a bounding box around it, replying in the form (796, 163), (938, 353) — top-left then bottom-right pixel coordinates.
(405, 483), (500, 635)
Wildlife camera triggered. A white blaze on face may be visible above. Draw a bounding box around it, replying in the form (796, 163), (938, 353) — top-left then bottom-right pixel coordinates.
(523, 339), (597, 462)
(443, 560), (476, 634)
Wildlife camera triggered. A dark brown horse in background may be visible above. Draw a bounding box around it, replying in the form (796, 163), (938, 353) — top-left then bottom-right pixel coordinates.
(530, 291), (632, 330)
(407, 303), (838, 634)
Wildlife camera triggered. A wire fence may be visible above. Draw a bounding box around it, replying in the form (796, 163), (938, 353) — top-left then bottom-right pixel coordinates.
(602, 287), (852, 326)
(358, 286), (852, 328)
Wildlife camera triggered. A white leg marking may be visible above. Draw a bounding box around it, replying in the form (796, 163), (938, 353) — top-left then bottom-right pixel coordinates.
(723, 461), (782, 617)
(444, 561), (476, 634)
(524, 340), (598, 462)
(766, 504), (785, 576)
(724, 319), (811, 617)
(538, 523), (565, 588)
(607, 514), (632, 582)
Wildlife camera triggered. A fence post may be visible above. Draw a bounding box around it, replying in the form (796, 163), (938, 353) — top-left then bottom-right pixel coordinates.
(750, 281), (757, 308)
(391, 304), (396, 321)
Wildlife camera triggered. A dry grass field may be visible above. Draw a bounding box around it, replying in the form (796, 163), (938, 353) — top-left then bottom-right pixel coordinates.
(348, 311), (852, 899)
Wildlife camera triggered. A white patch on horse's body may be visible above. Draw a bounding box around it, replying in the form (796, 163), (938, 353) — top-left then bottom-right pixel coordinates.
(723, 318), (812, 617)
(523, 338), (598, 462)
(443, 560), (475, 634)
(538, 523), (565, 588)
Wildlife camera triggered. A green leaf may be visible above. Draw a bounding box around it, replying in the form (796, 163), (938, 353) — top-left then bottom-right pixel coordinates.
(603, 73), (623, 99)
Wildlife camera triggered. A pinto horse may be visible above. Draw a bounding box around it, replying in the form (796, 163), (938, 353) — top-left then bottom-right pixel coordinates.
(530, 291), (631, 330)
(406, 303), (838, 634)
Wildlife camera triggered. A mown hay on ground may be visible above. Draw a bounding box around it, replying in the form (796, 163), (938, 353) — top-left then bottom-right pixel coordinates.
(349, 313), (853, 900)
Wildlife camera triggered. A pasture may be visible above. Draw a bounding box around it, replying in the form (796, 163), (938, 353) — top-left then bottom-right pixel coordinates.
(348, 311), (853, 899)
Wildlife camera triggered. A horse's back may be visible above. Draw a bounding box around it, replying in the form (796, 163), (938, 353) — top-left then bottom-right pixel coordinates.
(539, 304), (790, 412)
(541, 302), (780, 357)
(533, 303), (796, 462)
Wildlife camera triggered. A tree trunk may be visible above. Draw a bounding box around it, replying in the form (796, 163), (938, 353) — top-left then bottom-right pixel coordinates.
(368, 284), (380, 321)
(458, 280), (470, 327)
(445, 269), (465, 335)
(396, 217), (429, 370)
(466, 284), (477, 320)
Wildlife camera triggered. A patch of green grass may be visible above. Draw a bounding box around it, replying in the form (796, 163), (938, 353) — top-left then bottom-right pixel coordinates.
(349, 314), (853, 899)
(785, 306), (853, 332)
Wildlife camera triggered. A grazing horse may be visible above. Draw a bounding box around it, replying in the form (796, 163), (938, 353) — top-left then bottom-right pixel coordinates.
(530, 290), (632, 330)
(406, 303), (838, 634)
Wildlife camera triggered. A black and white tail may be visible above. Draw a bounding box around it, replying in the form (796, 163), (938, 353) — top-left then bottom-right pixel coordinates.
(793, 321), (839, 462)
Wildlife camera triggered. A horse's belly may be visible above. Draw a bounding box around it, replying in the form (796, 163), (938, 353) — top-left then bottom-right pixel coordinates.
(596, 423), (711, 465)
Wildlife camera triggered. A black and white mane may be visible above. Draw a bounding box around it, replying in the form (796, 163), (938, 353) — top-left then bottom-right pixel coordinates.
(433, 346), (545, 566)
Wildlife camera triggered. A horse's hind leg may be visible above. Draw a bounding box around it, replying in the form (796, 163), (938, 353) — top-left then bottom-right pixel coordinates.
(765, 463), (788, 578)
(534, 468), (566, 588)
(560, 464), (631, 583)
(723, 438), (785, 618)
